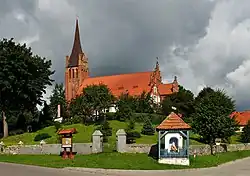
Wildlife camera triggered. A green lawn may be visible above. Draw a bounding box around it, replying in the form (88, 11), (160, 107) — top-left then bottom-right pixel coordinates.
(1, 120), (241, 146)
(0, 150), (250, 169)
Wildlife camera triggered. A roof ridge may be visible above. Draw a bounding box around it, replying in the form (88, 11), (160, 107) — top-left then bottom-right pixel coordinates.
(156, 112), (191, 130)
(86, 71), (153, 79)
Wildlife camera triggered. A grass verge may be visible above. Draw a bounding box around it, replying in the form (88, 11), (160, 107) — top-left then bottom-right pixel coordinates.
(2, 120), (204, 146)
(0, 150), (250, 170)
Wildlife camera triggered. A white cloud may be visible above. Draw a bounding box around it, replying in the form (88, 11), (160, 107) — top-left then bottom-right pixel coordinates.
(19, 33), (40, 46)
(162, 0), (250, 109)
(2, 0), (250, 111)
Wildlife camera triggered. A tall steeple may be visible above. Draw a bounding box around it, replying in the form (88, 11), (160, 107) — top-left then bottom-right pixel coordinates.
(68, 18), (83, 67)
(65, 18), (89, 102)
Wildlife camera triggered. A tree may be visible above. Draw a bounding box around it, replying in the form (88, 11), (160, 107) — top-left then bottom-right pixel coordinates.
(68, 95), (90, 124)
(49, 83), (68, 119)
(97, 120), (112, 142)
(115, 103), (133, 121)
(69, 84), (115, 123)
(141, 118), (155, 135)
(192, 88), (239, 154)
(0, 38), (54, 137)
(39, 101), (53, 128)
(241, 120), (250, 143)
(162, 85), (194, 121)
(135, 91), (154, 113)
(195, 86), (214, 103)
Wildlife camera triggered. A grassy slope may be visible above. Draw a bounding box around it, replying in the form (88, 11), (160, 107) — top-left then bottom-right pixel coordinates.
(1, 120), (204, 146)
(0, 150), (250, 169)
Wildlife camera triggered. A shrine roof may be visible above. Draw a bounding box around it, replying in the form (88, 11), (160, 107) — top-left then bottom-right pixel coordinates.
(156, 112), (191, 130)
(58, 128), (77, 135)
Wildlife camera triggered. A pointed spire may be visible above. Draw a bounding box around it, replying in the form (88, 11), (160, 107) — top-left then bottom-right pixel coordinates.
(174, 76), (177, 82)
(68, 18), (83, 67)
(155, 57), (160, 71)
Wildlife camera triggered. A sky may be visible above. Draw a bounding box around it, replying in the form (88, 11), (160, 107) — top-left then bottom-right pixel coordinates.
(1, 0), (250, 111)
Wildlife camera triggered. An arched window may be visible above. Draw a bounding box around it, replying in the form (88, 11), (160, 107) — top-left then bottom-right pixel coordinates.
(76, 68), (78, 78)
(72, 69), (75, 78)
(69, 69), (71, 79)
(169, 137), (178, 151)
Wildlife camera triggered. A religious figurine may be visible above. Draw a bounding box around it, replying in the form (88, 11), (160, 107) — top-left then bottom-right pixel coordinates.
(170, 142), (178, 152)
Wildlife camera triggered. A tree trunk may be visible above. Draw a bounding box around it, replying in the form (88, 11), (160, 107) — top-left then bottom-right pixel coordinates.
(2, 111), (8, 138)
(210, 142), (214, 155)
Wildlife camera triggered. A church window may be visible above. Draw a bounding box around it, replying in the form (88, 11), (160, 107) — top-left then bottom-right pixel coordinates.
(72, 69), (75, 78)
(154, 86), (157, 93)
(69, 69), (71, 79)
(76, 69), (78, 78)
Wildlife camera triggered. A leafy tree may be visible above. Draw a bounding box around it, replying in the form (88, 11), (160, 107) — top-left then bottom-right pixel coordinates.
(141, 118), (155, 135)
(162, 85), (194, 121)
(39, 101), (53, 128)
(49, 83), (68, 119)
(192, 88), (239, 154)
(116, 92), (154, 113)
(195, 86), (214, 103)
(68, 95), (90, 124)
(115, 103), (133, 121)
(0, 38), (54, 137)
(69, 84), (115, 123)
(16, 110), (34, 132)
(241, 120), (250, 143)
(135, 91), (154, 113)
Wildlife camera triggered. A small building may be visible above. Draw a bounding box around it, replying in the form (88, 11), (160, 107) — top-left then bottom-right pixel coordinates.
(230, 111), (250, 132)
(156, 112), (191, 166)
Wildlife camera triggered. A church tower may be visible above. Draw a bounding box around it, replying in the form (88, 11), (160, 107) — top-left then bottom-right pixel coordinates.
(65, 19), (89, 102)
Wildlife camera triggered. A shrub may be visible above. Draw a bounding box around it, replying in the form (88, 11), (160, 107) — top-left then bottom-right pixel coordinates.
(34, 133), (51, 142)
(54, 122), (62, 132)
(9, 129), (24, 136)
(71, 115), (83, 124)
(126, 131), (141, 144)
(115, 104), (133, 121)
(96, 120), (112, 142)
(141, 118), (155, 135)
(106, 112), (116, 120)
(127, 118), (135, 131)
(241, 120), (250, 143)
(133, 113), (165, 125)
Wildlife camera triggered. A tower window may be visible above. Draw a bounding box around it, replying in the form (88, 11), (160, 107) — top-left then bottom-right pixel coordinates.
(72, 69), (75, 78)
(76, 69), (78, 78)
(69, 69), (71, 79)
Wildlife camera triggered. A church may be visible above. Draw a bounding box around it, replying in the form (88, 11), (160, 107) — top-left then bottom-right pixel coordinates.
(65, 19), (179, 108)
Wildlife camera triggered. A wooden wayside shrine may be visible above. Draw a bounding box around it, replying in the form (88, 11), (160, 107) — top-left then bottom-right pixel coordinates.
(156, 112), (191, 166)
(58, 128), (77, 159)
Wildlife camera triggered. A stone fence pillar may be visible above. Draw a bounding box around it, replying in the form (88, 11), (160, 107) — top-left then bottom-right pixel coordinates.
(116, 129), (127, 153)
(92, 130), (103, 153)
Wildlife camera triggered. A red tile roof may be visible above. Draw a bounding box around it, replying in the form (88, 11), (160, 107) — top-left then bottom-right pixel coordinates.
(156, 112), (191, 130)
(76, 71), (174, 98)
(158, 84), (173, 95)
(58, 128), (77, 135)
(230, 111), (250, 126)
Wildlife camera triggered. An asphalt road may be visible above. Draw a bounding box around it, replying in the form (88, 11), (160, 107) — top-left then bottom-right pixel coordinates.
(1, 157), (250, 176)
